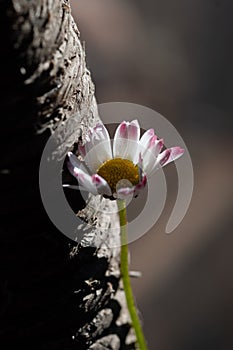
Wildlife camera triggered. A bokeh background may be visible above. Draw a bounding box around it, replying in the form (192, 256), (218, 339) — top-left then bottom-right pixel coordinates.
(71, 1), (233, 349)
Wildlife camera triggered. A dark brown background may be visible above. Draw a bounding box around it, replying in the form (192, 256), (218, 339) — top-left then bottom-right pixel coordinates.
(71, 1), (233, 349)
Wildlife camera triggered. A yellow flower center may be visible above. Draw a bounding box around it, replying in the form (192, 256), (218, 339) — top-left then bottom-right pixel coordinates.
(97, 158), (139, 193)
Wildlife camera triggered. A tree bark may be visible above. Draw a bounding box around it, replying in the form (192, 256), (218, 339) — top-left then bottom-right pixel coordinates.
(0, 1), (136, 349)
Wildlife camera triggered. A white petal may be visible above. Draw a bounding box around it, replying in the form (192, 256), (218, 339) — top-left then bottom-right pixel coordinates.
(128, 119), (140, 141)
(63, 184), (80, 190)
(126, 120), (140, 163)
(67, 151), (89, 174)
(137, 152), (143, 182)
(135, 174), (147, 190)
(84, 123), (113, 173)
(113, 121), (128, 158)
(160, 146), (184, 166)
(146, 149), (170, 175)
(67, 152), (112, 196)
(92, 174), (112, 197)
(138, 129), (163, 176)
(113, 120), (140, 163)
(68, 152), (82, 169)
(149, 146), (185, 175)
(133, 174), (147, 197)
(139, 128), (156, 150)
(140, 139), (164, 176)
(67, 161), (98, 195)
(116, 174), (147, 199)
(116, 186), (135, 199)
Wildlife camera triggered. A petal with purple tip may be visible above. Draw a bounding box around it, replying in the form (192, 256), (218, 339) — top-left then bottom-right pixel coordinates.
(113, 119), (140, 163)
(139, 138), (164, 176)
(149, 146), (185, 175)
(135, 174), (147, 190)
(139, 128), (156, 150)
(116, 186), (135, 199)
(84, 123), (113, 173)
(158, 149), (171, 167)
(67, 152), (82, 169)
(159, 146), (184, 167)
(67, 162), (99, 195)
(92, 174), (112, 196)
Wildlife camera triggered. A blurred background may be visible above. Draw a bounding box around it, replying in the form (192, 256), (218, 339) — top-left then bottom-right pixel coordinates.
(71, 1), (233, 349)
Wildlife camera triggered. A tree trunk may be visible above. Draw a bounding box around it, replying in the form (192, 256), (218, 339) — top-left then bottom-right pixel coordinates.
(0, 1), (136, 349)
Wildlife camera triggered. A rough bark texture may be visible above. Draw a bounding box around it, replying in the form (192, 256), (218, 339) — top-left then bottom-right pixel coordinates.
(0, 1), (136, 349)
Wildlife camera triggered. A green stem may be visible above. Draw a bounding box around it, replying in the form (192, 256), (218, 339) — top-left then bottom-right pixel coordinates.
(117, 199), (148, 350)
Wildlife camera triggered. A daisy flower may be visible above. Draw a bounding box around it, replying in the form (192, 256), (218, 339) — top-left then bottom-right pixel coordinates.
(66, 120), (184, 199)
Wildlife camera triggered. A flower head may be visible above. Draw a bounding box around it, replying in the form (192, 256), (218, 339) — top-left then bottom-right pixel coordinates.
(66, 120), (184, 199)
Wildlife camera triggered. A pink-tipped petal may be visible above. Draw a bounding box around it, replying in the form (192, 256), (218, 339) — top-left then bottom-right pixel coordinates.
(116, 186), (135, 199)
(158, 149), (171, 167)
(138, 137), (164, 176)
(113, 121), (129, 159)
(138, 152), (143, 167)
(67, 161), (98, 195)
(133, 174), (147, 197)
(135, 174), (147, 190)
(128, 119), (140, 141)
(68, 152), (82, 169)
(84, 123), (113, 173)
(141, 148), (168, 176)
(67, 151), (89, 175)
(138, 128), (163, 175)
(63, 184), (81, 190)
(113, 119), (140, 163)
(168, 146), (185, 162)
(126, 120), (140, 163)
(116, 173), (147, 199)
(154, 139), (164, 155)
(149, 146), (185, 175)
(137, 152), (143, 182)
(117, 121), (128, 138)
(139, 128), (161, 153)
(139, 128), (156, 150)
(92, 174), (112, 197)
(158, 146), (184, 167)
